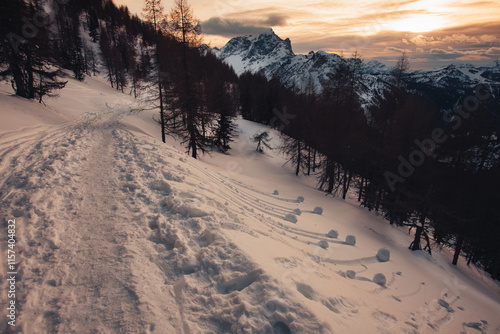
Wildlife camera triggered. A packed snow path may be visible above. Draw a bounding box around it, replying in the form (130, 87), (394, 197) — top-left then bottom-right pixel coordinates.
(0, 103), (327, 333)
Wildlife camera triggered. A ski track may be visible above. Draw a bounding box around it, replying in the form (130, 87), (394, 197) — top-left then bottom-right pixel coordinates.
(0, 105), (330, 333)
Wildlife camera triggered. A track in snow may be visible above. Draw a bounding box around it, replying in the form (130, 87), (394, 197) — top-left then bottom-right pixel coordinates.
(0, 104), (329, 333)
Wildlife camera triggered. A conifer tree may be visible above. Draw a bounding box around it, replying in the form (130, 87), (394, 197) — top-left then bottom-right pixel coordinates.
(143, 0), (167, 142)
(0, 0), (66, 100)
(164, 0), (206, 158)
(143, 0), (165, 33)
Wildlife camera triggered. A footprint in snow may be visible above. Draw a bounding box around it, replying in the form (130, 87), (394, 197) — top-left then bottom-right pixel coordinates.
(273, 322), (292, 334)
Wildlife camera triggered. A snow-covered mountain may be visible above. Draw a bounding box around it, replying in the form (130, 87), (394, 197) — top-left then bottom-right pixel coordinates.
(210, 30), (359, 92)
(210, 29), (294, 76)
(208, 30), (500, 103)
(413, 62), (500, 89)
(207, 30), (389, 107)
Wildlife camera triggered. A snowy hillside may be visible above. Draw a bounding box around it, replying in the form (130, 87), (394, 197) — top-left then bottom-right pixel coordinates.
(1, 76), (500, 333)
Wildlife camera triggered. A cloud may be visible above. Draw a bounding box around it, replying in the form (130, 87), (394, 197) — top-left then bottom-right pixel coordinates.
(430, 48), (449, 55)
(201, 17), (271, 37)
(449, 1), (498, 9)
(441, 34), (481, 44)
(410, 35), (435, 46)
(486, 47), (500, 55)
(201, 9), (290, 38)
(480, 35), (497, 43)
(224, 7), (294, 25)
(349, 9), (428, 24)
(377, 0), (421, 7)
(262, 14), (289, 26)
(408, 33), (487, 46)
(457, 55), (491, 61)
(385, 46), (408, 53)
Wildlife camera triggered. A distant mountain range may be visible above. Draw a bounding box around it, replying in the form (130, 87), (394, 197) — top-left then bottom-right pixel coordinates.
(202, 30), (500, 109)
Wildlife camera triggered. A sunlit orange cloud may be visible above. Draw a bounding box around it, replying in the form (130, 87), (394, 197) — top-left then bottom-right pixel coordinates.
(114, 0), (500, 69)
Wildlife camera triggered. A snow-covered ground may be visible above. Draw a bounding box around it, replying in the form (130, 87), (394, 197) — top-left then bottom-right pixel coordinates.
(1, 75), (499, 333)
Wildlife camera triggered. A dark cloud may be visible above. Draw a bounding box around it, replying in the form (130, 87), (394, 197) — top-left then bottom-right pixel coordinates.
(202, 11), (289, 38)
(262, 14), (289, 26)
(201, 17), (271, 37)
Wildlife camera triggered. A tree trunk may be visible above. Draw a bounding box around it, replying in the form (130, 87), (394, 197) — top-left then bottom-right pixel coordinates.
(374, 190), (382, 212)
(26, 50), (35, 99)
(10, 62), (29, 98)
(307, 146), (312, 176)
(189, 121), (197, 159)
(295, 140), (301, 176)
(410, 225), (423, 251)
(312, 150), (317, 172)
(452, 236), (464, 266)
(158, 75), (165, 143)
(342, 168), (353, 200)
(467, 247), (475, 266)
(358, 177), (364, 202)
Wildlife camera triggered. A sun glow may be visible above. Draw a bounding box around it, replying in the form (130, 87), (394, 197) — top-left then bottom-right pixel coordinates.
(387, 15), (446, 33)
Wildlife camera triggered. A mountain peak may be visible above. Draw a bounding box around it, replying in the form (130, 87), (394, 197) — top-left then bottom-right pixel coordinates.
(259, 28), (276, 36)
(213, 30), (294, 75)
(246, 30), (293, 58)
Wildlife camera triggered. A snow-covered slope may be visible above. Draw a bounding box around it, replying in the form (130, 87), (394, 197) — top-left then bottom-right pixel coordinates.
(1, 77), (499, 333)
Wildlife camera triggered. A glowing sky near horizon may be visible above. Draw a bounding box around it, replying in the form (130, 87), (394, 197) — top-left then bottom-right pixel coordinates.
(115, 0), (500, 69)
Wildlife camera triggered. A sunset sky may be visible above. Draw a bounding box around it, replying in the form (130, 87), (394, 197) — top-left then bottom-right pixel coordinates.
(115, 0), (500, 69)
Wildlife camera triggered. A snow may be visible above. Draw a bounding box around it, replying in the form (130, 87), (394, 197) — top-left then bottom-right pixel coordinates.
(313, 207), (324, 215)
(373, 273), (387, 286)
(345, 235), (357, 246)
(1, 75), (500, 333)
(376, 248), (391, 263)
(223, 55), (247, 76)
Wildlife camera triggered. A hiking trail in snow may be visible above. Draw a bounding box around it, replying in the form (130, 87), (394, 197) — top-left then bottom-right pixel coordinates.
(0, 97), (328, 333)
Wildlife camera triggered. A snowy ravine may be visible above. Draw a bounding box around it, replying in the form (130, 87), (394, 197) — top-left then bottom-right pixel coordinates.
(1, 76), (500, 334)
